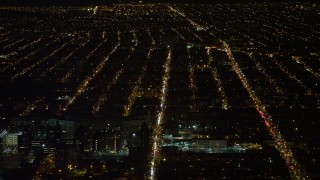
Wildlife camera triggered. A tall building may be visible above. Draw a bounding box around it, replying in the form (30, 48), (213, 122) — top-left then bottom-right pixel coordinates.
(2, 131), (21, 153)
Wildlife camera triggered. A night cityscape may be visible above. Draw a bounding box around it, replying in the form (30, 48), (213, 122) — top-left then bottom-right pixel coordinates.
(0, 1), (319, 179)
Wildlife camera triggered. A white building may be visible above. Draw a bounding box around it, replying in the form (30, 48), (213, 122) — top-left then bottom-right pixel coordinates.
(2, 132), (21, 153)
